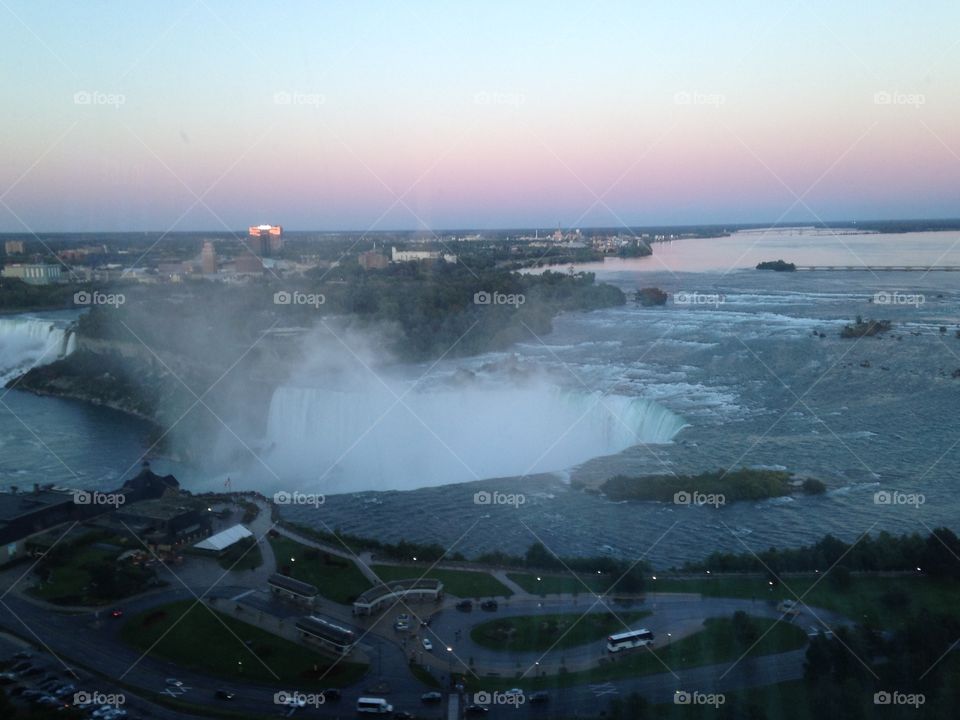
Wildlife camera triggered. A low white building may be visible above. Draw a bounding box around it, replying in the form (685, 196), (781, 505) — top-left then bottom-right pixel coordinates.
(1, 263), (62, 285)
(390, 246), (457, 264)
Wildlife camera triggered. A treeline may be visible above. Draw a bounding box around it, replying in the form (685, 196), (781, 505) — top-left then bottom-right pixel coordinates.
(682, 528), (960, 578)
(75, 263), (624, 361)
(284, 522), (462, 564)
(600, 468), (827, 503)
(476, 542), (649, 593)
(285, 524), (648, 591)
(311, 261), (624, 359)
(0, 277), (83, 311)
(803, 613), (960, 719)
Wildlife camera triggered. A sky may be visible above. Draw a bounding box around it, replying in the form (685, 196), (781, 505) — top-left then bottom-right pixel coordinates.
(1, 0), (958, 232)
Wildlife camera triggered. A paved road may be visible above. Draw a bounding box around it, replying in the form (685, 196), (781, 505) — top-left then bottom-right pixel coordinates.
(0, 502), (856, 720)
(0, 580), (852, 720)
(418, 593), (848, 675)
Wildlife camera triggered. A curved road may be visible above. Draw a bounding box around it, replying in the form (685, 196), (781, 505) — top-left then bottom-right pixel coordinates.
(0, 580), (852, 719)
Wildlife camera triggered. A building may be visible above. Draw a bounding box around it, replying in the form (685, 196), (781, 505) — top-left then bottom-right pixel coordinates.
(1, 263), (62, 285)
(0, 463), (187, 565)
(121, 462), (180, 503)
(390, 246), (457, 264)
(295, 615), (356, 656)
(0, 486), (80, 565)
(358, 250), (388, 270)
(4, 240), (25, 255)
(201, 241), (217, 274)
(248, 224), (283, 256)
(268, 573), (318, 605)
(193, 524), (252, 555)
(234, 253), (264, 275)
(352, 578), (444, 616)
(113, 496), (209, 551)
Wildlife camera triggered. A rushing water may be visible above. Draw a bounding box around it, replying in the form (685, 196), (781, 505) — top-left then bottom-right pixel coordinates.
(4, 229), (960, 565)
(0, 312), (78, 384)
(265, 380), (687, 493)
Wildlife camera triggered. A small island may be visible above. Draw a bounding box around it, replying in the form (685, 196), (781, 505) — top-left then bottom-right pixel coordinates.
(633, 287), (668, 306)
(597, 468), (827, 503)
(756, 259), (796, 271)
(841, 315), (892, 338)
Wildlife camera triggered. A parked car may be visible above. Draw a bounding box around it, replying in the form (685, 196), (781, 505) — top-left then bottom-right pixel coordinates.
(164, 678), (183, 687)
(421, 692), (443, 703)
(776, 599), (800, 616)
(465, 705), (489, 715)
(110, 608), (124, 618)
(215, 689), (235, 700)
(480, 600), (498, 611)
(528, 691), (549, 704)
(421, 638), (433, 651)
(455, 600), (473, 611)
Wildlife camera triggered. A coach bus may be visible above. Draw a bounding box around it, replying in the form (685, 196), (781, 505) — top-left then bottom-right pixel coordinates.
(607, 628), (655, 652)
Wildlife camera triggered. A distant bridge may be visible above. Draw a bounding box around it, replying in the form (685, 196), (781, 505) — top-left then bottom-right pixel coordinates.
(794, 265), (960, 272)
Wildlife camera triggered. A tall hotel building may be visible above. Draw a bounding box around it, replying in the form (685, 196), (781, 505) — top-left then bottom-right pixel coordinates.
(248, 224), (283, 256)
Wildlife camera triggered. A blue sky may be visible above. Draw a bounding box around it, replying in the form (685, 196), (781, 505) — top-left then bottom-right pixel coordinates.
(1, 1), (958, 231)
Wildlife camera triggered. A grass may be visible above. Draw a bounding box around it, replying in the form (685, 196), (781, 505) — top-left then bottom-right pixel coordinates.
(473, 615), (807, 691)
(471, 611), (652, 652)
(650, 573), (960, 630)
(370, 564), (512, 598)
(120, 600), (367, 687)
(216, 537), (263, 571)
(29, 543), (157, 605)
(409, 662), (442, 688)
(30, 546), (113, 601)
(269, 536), (372, 604)
(507, 571), (614, 595)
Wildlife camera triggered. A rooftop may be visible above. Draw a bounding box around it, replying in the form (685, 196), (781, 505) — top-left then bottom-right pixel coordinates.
(0, 488), (75, 524)
(193, 523), (252, 551)
(268, 573), (318, 597)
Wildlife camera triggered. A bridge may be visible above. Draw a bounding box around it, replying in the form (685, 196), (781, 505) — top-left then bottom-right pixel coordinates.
(794, 266), (960, 272)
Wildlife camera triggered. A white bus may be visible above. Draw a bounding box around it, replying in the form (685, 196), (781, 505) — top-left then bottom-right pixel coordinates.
(607, 628), (655, 652)
(357, 697), (393, 714)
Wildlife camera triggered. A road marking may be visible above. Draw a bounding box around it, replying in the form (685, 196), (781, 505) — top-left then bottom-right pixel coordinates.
(590, 682), (619, 697)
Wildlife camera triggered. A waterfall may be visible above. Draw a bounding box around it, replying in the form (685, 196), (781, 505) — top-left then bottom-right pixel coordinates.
(264, 381), (687, 493)
(0, 315), (77, 384)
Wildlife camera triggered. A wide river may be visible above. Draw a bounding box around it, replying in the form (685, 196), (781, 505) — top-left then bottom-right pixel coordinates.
(3, 228), (960, 567)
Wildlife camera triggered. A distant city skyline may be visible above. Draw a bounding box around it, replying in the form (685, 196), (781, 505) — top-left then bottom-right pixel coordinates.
(1, 0), (958, 232)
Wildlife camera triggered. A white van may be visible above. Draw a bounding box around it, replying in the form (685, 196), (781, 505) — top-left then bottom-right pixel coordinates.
(357, 697), (393, 714)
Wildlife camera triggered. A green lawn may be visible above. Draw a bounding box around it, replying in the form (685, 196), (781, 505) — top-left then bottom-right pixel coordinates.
(507, 571), (613, 595)
(30, 544), (157, 605)
(30, 546), (113, 601)
(474, 615), (807, 691)
(216, 537), (263, 571)
(370, 564), (512, 598)
(471, 611), (652, 652)
(120, 600), (367, 687)
(651, 574), (960, 629)
(269, 536), (372, 604)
